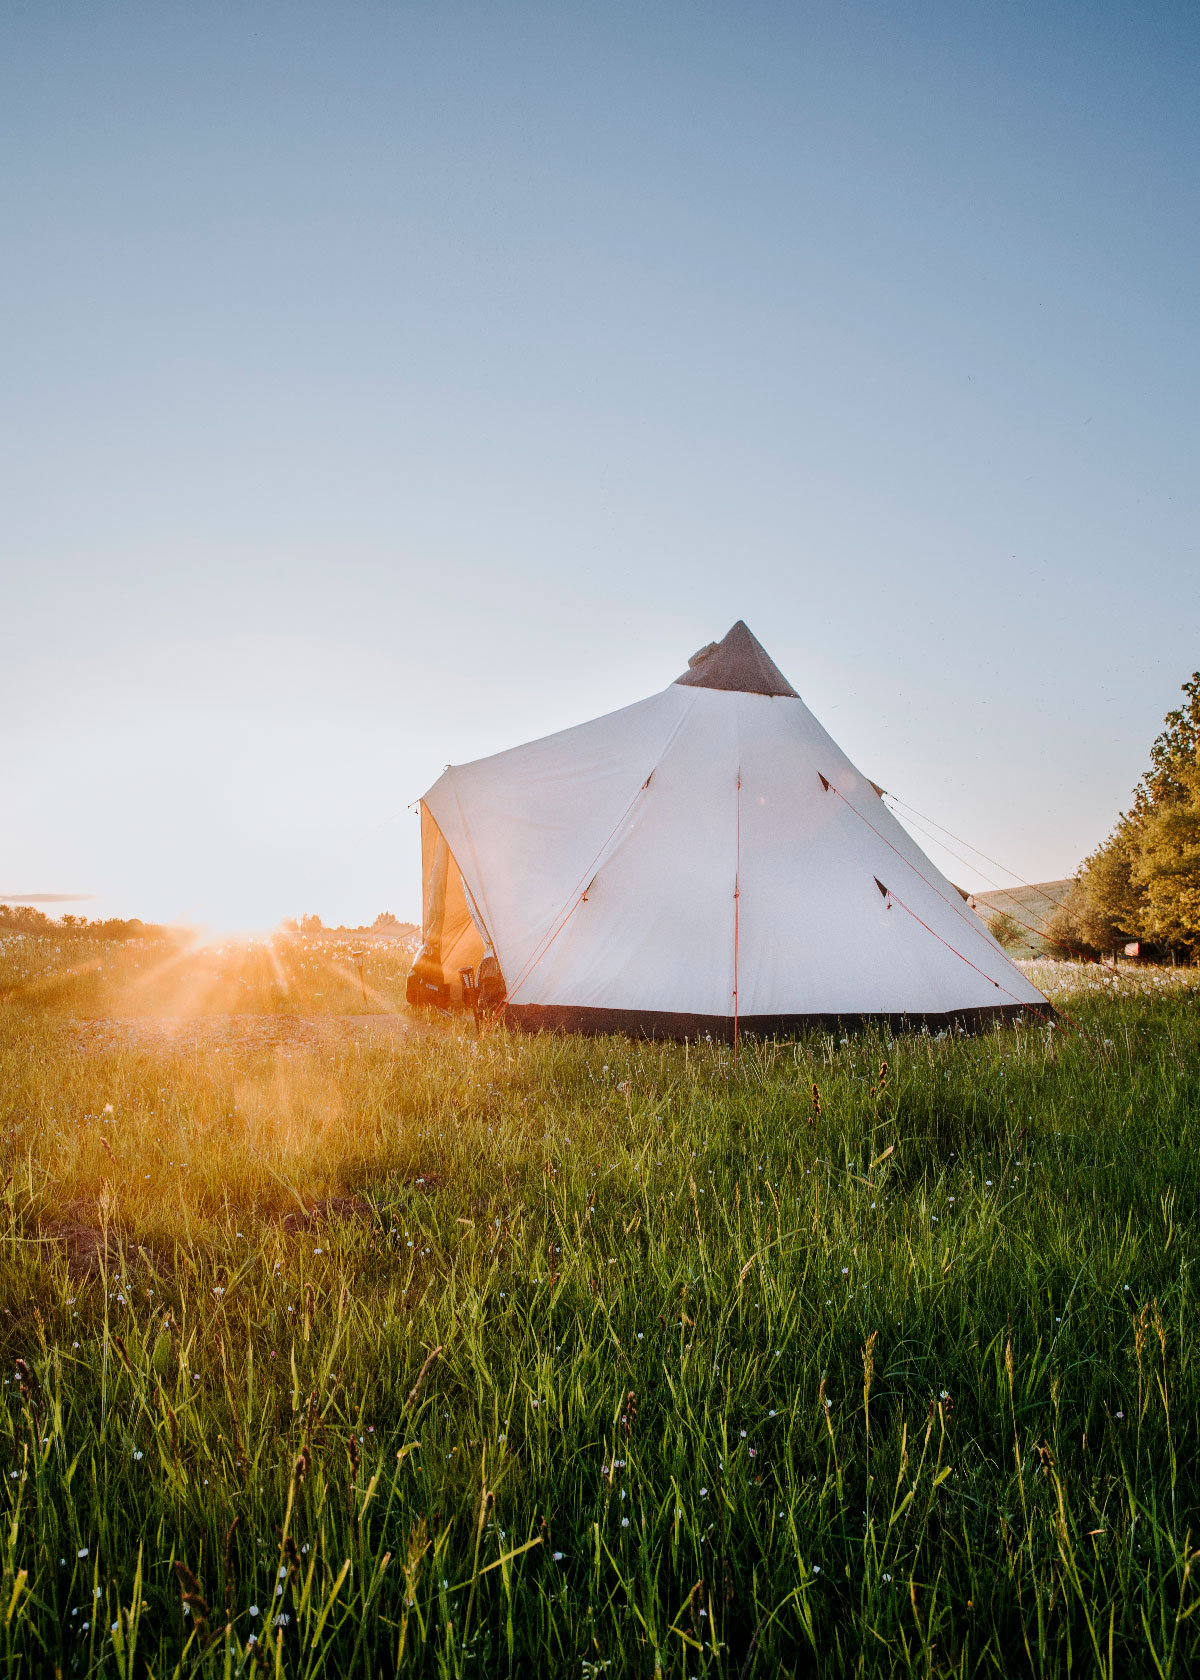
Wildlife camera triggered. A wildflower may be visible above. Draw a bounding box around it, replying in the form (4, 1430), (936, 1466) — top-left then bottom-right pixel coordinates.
(77, 1548), (88, 1559)
(699, 1487), (708, 1498)
(621, 1517), (629, 1528)
(249, 1606), (259, 1617)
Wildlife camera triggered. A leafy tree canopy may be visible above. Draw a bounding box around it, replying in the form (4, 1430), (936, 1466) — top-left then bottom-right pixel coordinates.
(1047, 673), (1200, 959)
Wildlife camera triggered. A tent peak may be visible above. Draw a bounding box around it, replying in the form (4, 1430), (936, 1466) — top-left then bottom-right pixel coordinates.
(673, 620), (799, 698)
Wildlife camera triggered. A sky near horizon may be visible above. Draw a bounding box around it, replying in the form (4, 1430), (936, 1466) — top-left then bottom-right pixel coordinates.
(2, 1), (1197, 930)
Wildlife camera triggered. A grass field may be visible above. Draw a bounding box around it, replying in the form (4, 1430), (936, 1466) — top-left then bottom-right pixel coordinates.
(0, 933), (1198, 1677)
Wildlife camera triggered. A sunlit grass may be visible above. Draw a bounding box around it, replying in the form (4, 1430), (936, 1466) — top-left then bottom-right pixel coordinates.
(0, 939), (1197, 1675)
(0, 929), (416, 1018)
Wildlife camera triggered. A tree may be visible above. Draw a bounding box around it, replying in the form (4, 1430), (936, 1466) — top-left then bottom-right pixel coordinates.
(1064, 673), (1200, 960)
(1132, 760), (1200, 949)
(1135, 672), (1200, 810)
(299, 914), (323, 935)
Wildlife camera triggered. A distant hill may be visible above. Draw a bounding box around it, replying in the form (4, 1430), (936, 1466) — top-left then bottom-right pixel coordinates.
(969, 880), (1074, 956)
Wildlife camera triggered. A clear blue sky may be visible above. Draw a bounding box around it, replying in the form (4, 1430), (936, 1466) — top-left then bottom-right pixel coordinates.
(2, 0), (1196, 928)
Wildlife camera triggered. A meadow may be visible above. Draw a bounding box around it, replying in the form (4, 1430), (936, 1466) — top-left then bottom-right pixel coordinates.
(0, 932), (1197, 1677)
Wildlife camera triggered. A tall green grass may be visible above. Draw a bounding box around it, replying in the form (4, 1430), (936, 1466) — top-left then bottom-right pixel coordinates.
(0, 937), (1197, 1676)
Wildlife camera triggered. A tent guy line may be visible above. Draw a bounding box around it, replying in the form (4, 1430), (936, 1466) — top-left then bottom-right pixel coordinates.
(817, 772), (1033, 990)
(882, 791), (1073, 915)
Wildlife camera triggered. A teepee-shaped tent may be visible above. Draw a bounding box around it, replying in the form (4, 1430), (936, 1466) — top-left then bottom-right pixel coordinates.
(407, 623), (1050, 1036)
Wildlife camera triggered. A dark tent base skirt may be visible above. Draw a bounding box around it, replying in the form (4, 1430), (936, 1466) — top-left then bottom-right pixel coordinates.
(502, 1002), (1054, 1042)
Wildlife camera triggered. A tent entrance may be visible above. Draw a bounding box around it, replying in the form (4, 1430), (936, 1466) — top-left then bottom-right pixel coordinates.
(406, 803), (504, 1010)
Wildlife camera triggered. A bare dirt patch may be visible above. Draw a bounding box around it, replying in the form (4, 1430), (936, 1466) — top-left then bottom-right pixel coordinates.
(38, 1218), (161, 1279)
(280, 1195), (375, 1232)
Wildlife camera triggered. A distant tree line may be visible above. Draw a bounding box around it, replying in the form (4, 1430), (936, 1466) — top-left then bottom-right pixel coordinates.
(280, 912), (418, 938)
(0, 905), (171, 940)
(1047, 672), (1200, 962)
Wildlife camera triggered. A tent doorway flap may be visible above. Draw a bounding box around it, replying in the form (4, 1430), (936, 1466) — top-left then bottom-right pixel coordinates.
(406, 803), (500, 1008)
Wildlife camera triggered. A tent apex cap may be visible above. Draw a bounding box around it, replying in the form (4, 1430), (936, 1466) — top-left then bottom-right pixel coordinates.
(673, 620), (799, 698)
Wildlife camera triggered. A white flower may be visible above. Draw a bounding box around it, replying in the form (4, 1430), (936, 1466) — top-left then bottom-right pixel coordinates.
(77, 1548), (88, 1559)
(249, 1606), (259, 1617)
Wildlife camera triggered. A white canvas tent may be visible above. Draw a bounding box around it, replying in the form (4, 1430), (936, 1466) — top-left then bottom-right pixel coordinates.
(407, 622), (1052, 1037)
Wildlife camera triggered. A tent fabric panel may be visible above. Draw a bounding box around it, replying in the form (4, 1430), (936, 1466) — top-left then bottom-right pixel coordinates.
(423, 687), (695, 997)
(730, 694), (1045, 1013)
(509, 689), (741, 1011)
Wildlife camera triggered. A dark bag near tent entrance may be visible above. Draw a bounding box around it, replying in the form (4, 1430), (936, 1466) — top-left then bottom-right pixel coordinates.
(405, 955), (450, 1009)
